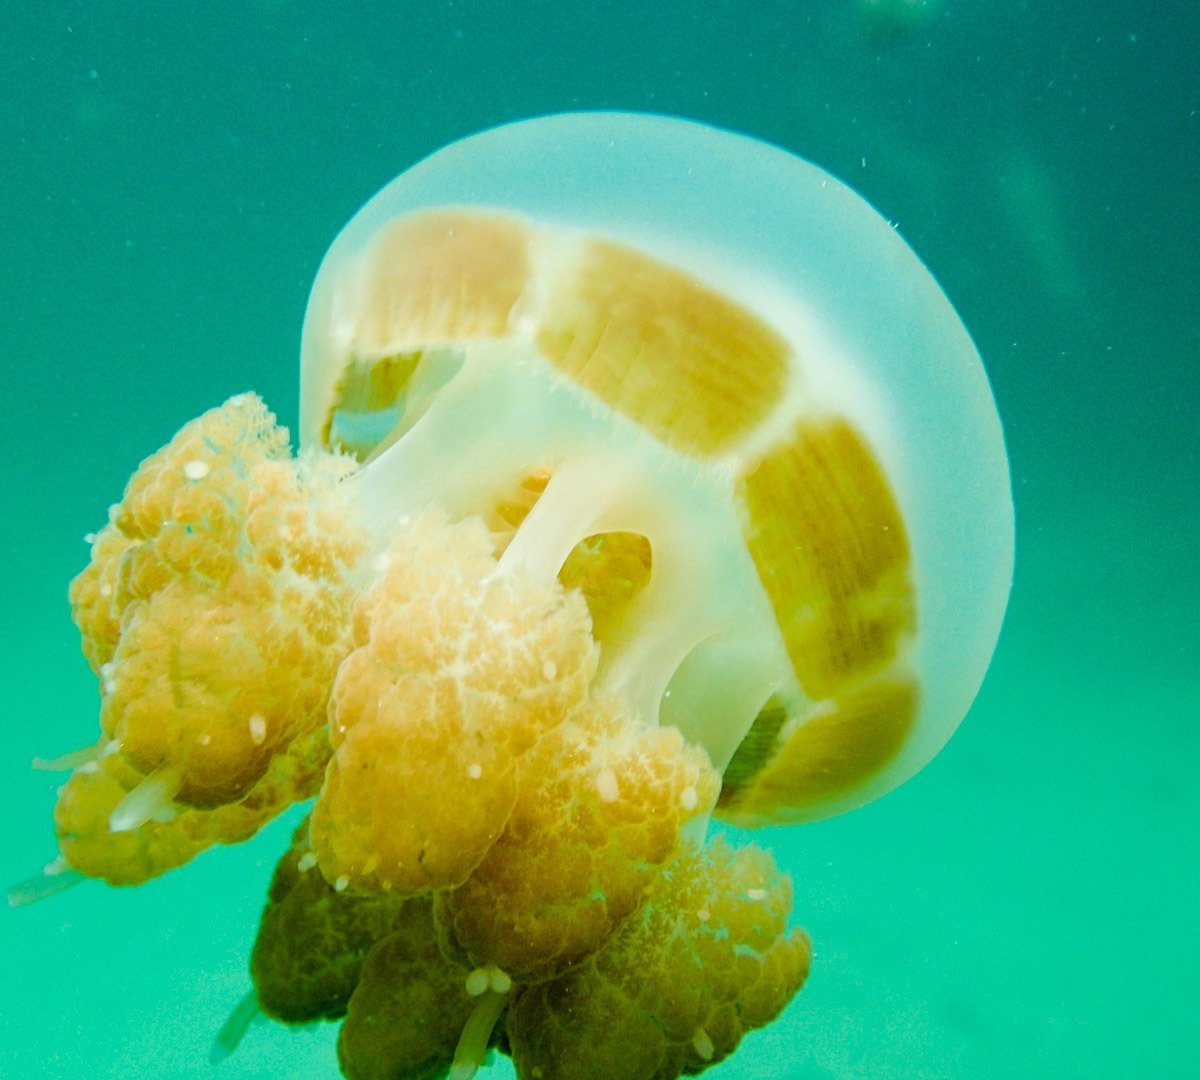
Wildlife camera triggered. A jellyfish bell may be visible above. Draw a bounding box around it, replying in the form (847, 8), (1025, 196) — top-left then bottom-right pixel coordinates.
(298, 111), (1014, 828)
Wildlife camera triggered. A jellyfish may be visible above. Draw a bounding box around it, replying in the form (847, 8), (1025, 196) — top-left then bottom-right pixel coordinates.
(13, 113), (1013, 1080)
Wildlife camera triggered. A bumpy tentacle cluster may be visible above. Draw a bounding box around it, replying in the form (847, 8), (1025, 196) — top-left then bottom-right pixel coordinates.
(57, 394), (368, 883)
(251, 817), (809, 1080)
(310, 509), (598, 895)
(35, 396), (811, 1078)
(248, 508), (806, 1079)
(507, 837), (812, 1079)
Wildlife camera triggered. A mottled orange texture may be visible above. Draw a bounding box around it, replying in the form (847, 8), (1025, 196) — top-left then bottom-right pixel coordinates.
(247, 783), (804, 1080)
(507, 837), (811, 1080)
(54, 728), (330, 886)
(57, 394), (368, 882)
(310, 508), (598, 895)
(54, 754), (211, 885)
(438, 697), (719, 982)
(69, 522), (136, 672)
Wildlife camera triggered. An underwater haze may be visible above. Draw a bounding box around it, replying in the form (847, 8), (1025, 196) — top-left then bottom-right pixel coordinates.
(2, 2), (1196, 1078)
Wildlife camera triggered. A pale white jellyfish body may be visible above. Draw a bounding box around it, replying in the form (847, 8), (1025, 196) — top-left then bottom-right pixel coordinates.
(298, 112), (1013, 825)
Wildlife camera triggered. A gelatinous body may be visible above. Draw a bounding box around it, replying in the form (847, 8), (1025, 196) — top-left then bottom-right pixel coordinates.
(302, 112), (1013, 825)
(18, 113), (1012, 1080)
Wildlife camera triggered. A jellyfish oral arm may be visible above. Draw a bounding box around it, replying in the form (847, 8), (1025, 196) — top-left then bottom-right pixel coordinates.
(355, 339), (795, 762)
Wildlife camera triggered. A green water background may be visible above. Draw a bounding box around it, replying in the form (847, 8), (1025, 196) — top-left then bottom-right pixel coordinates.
(1, 3), (1196, 1077)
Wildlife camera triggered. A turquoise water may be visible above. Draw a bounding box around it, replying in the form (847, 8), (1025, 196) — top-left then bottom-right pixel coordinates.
(2, 3), (1196, 1078)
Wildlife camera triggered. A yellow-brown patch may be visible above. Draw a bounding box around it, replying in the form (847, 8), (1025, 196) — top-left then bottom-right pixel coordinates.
(738, 417), (915, 698)
(320, 209), (533, 451)
(537, 239), (789, 456)
(722, 417), (919, 820)
(352, 208), (531, 354)
(717, 672), (917, 822)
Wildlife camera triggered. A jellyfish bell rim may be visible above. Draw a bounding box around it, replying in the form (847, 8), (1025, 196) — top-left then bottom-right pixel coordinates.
(300, 110), (1014, 820)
